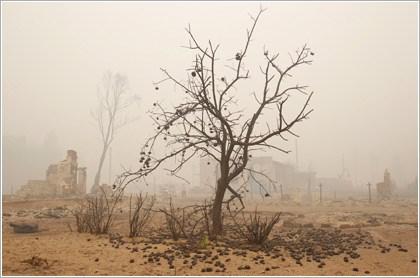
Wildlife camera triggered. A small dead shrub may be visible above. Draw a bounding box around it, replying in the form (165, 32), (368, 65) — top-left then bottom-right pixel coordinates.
(159, 199), (205, 241)
(128, 193), (155, 237)
(200, 200), (221, 239)
(73, 188), (123, 234)
(229, 208), (281, 244)
(74, 204), (90, 233)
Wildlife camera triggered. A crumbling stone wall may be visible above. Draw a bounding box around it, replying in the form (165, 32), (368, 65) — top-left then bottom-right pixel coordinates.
(13, 180), (54, 198)
(15, 150), (87, 198)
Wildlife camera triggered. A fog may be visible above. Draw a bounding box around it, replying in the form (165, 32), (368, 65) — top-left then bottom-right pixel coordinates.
(2, 2), (418, 194)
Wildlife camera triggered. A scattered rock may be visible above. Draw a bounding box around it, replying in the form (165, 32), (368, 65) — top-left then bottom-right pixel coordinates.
(21, 256), (48, 268)
(10, 222), (39, 233)
(272, 228), (374, 265)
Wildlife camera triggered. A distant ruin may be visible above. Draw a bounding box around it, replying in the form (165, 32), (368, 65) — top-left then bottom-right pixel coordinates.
(15, 150), (87, 198)
(199, 156), (353, 200)
(376, 169), (395, 200)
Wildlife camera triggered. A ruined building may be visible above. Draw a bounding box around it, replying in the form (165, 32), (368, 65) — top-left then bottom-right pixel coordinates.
(376, 168), (395, 200)
(15, 150), (87, 198)
(199, 156), (317, 199)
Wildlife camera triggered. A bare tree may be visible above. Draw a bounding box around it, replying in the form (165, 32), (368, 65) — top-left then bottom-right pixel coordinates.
(117, 8), (314, 236)
(92, 71), (131, 189)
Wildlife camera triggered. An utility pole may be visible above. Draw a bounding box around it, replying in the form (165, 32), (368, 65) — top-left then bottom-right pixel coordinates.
(319, 183), (323, 203)
(367, 182), (372, 203)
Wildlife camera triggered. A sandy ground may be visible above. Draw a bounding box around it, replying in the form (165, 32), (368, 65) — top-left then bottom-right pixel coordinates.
(2, 197), (418, 276)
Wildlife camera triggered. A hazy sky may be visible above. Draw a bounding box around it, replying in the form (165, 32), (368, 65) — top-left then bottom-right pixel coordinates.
(2, 2), (418, 192)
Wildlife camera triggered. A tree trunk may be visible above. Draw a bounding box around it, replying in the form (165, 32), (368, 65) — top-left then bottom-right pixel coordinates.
(93, 145), (109, 188)
(212, 177), (227, 236)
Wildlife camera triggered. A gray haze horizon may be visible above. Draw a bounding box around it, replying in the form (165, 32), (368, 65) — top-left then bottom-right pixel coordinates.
(2, 2), (418, 194)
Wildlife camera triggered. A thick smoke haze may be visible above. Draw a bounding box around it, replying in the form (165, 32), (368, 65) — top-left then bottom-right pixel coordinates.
(2, 2), (418, 193)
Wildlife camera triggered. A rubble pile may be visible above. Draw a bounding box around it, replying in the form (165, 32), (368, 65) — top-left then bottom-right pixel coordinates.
(11, 206), (72, 219)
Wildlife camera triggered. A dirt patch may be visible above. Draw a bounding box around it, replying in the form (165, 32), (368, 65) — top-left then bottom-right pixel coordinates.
(2, 198), (418, 276)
